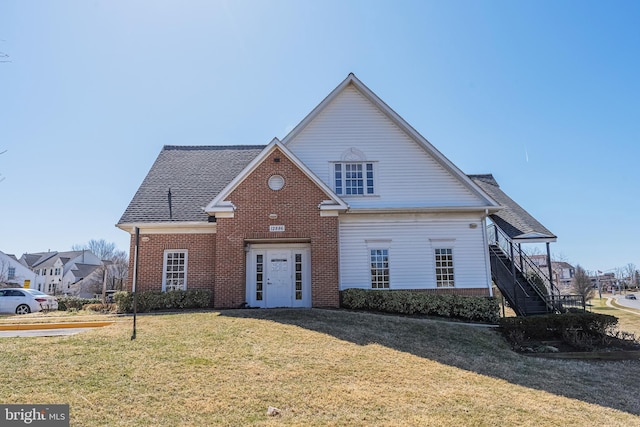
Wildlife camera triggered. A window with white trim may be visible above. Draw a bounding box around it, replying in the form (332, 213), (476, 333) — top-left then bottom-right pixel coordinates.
(370, 249), (390, 289)
(8, 267), (15, 280)
(435, 248), (455, 287)
(163, 250), (188, 291)
(334, 162), (375, 195)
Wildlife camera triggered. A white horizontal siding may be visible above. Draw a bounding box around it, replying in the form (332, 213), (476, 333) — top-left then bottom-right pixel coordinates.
(287, 86), (486, 209)
(339, 214), (490, 291)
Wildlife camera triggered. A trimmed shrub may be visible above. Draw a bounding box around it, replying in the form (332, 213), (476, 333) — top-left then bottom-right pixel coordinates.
(57, 296), (101, 311)
(83, 303), (117, 313)
(341, 288), (500, 324)
(499, 312), (619, 342)
(113, 289), (212, 313)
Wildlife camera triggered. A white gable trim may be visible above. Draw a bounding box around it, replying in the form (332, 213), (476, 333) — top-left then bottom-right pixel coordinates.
(204, 138), (348, 217)
(281, 73), (500, 209)
(116, 222), (217, 234)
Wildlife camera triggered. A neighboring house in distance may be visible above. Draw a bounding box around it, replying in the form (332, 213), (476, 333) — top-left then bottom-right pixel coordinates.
(20, 250), (102, 295)
(117, 74), (556, 310)
(529, 255), (575, 293)
(64, 263), (104, 298)
(0, 250), (36, 288)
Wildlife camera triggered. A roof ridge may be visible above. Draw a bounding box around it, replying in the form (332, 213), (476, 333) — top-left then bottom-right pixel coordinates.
(163, 145), (266, 151)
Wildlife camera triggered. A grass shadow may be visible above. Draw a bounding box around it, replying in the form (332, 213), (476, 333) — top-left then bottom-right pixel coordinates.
(220, 307), (640, 416)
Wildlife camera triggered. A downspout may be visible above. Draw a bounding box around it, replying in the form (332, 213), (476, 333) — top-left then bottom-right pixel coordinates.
(481, 214), (493, 297)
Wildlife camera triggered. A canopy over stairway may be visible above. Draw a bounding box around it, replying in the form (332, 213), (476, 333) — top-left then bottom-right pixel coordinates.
(469, 175), (585, 316)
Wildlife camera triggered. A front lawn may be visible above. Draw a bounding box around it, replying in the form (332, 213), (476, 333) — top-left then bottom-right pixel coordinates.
(1, 309), (639, 426)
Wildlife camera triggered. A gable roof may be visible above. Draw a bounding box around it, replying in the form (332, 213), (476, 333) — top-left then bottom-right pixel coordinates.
(282, 73), (500, 209)
(118, 145), (265, 225)
(68, 263), (101, 281)
(468, 174), (556, 242)
(20, 252), (57, 268)
(204, 139), (348, 216)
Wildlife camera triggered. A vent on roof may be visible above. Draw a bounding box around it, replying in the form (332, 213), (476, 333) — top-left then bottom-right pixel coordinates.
(168, 188), (173, 219)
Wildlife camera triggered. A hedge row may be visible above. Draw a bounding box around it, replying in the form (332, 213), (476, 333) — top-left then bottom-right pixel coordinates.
(341, 288), (500, 323)
(57, 296), (102, 311)
(499, 312), (618, 340)
(113, 290), (212, 313)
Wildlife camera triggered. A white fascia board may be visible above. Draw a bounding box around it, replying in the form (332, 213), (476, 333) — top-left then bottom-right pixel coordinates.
(281, 74), (356, 145)
(205, 201), (236, 216)
(281, 73), (500, 209)
(275, 142), (349, 210)
(345, 206), (501, 215)
(512, 233), (558, 243)
(204, 138), (281, 214)
(349, 78), (500, 209)
(204, 139), (348, 215)
(116, 222), (217, 235)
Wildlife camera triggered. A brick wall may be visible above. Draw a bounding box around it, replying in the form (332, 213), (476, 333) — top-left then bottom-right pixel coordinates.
(214, 147), (339, 308)
(125, 233), (216, 302)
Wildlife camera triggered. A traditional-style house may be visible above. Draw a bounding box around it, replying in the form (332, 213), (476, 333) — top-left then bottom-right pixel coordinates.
(0, 250), (36, 288)
(118, 74), (562, 314)
(63, 263), (104, 298)
(20, 250), (102, 295)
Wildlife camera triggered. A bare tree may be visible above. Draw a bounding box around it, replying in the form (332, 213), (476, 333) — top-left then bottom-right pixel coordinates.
(624, 263), (637, 289)
(72, 239), (117, 261)
(109, 250), (129, 291)
(73, 239), (129, 293)
(572, 265), (595, 302)
(0, 259), (9, 286)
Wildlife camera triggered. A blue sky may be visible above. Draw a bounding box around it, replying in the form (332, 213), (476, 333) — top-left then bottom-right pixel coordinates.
(1, 1), (638, 274)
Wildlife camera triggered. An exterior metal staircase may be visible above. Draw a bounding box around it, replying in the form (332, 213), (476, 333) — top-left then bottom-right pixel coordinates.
(488, 224), (585, 316)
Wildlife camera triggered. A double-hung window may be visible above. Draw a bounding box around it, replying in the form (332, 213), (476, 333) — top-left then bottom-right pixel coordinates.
(163, 250), (188, 291)
(435, 248), (455, 287)
(8, 267), (15, 280)
(370, 248), (390, 289)
(334, 162), (375, 196)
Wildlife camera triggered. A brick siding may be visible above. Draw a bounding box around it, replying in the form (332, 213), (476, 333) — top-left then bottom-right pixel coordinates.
(214, 148), (339, 308)
(125, 233), (216, 305)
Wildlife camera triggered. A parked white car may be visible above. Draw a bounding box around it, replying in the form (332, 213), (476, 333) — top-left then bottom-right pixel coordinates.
(0, 288), (59, 314)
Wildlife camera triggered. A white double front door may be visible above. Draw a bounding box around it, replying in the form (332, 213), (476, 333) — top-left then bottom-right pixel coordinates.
(246, 244), (311, 308)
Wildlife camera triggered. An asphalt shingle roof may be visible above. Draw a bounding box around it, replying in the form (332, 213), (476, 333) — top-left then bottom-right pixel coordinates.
(119, 147), (554, 242)
(70, 263), (101, 280)
(468, 174), (556, 240)
(118, 145), (265, 224)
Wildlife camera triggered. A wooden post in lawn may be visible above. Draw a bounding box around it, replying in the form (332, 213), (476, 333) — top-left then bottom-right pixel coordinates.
(131, 227), (139, 340)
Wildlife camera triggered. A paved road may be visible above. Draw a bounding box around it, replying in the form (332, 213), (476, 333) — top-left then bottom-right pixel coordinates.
(602, 293), (640, 314)
(0, 327), (96, 338)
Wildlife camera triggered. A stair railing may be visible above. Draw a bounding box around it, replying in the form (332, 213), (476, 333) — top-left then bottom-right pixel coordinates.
(487, 224), (563, 312)
(488, 244), (534, 316)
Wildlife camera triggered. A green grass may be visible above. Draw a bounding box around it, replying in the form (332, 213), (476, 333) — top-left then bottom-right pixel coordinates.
(1, 308), (640, 426)
(590, 294), (640, 338)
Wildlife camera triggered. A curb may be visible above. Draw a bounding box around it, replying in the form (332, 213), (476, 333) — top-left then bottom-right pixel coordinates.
(0, 321), (115, 331)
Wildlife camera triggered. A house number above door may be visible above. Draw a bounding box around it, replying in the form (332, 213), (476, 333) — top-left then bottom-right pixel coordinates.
(269, 225), (285, 232)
